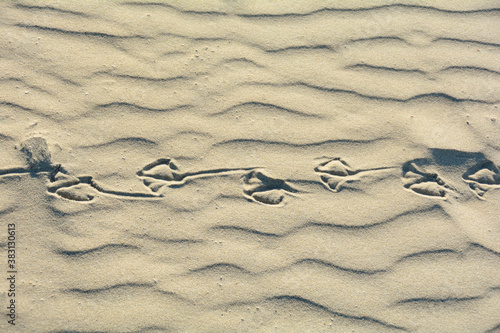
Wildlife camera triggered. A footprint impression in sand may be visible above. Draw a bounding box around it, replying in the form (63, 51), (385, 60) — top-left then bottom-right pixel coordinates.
(242, 170), (299, 206)
(137, 158), (257, 191)
(136, 158), (185, 192)
(314, 151), (499, 201)
(8, 140), (497, 206)
(401, 160), (449, 198)
(314, 157), (395, 192)
(401, 149), (500, 200)
(462, 160), (500, 198)
(400, 149), (500, 254)
(48, 172), (96, 202)
(137, 158), (299, 206)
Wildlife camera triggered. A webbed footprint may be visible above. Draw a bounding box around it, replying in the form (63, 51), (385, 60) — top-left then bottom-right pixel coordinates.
(314, 157), (395, 193)
(48, 171), (95, 202)
(314, 158), (355, 192)
(402, 160), (448, 198)
(137, 158), (184, 192)
(242, 170), (298, 206)
(462, 160), (500, 198)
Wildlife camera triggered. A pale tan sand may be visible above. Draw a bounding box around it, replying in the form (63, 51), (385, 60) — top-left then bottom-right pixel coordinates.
(0, 0), (499, 332)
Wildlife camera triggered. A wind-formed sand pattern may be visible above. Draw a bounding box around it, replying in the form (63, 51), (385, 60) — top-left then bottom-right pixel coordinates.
(0, 1), (499, 332)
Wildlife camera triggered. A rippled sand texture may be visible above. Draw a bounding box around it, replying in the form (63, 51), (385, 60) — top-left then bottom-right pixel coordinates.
(1, 1), (500, 332)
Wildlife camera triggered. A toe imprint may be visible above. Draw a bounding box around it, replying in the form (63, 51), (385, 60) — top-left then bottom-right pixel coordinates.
(314, 157), (396, 193)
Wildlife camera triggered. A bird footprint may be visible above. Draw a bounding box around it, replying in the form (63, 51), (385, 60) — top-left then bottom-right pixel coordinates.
(242, 170), (298, 206)
(137, 158), (184, 192)
(401, 160), (448, 198)
(314, 158), (356, 192)
(314, 157), (395, 192)
(462, 160), (500, 198)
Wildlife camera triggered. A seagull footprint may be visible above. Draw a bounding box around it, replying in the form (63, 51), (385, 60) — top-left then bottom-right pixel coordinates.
(242, 170), (298, 206)
(401, 160), (448, 198)
(462, 160), (500, 198)
(314, 158), (356, 192)
(137, 158), (184, 192)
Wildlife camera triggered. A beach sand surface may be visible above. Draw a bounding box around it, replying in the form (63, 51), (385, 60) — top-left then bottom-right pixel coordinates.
(0, 1), (499, 332)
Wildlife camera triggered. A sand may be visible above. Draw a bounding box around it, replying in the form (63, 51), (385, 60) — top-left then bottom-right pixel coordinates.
(0, 0), (499, 332)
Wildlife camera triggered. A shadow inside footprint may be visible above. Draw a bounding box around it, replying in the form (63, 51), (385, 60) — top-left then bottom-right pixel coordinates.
(402, 159), (447, 198)
(242, 170), (298, 206)
(462, 160), (500, 197)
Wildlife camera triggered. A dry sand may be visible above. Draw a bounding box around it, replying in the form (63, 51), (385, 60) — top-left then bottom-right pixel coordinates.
(1, 0), (499, 332)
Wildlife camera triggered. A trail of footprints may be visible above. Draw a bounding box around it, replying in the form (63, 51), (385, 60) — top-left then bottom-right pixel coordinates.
(1, 137), (499, 204)
(401, 155), (500, 199)
(137, 158), (299, 205)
